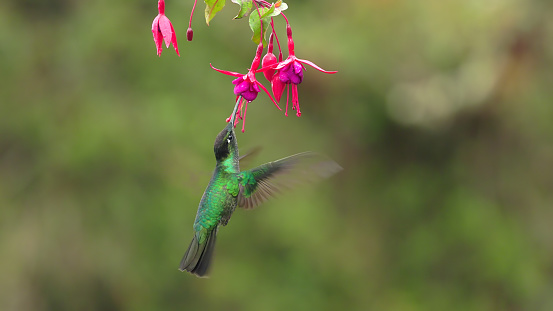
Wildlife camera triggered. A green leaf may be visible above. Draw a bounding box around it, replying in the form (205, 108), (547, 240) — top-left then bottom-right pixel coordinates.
(249, 13), (268, 45)
(248, 6), (273, 45)
(231, 0), (253, 19)
(205, 0), (227, 25)
(248, 2), (288, 45)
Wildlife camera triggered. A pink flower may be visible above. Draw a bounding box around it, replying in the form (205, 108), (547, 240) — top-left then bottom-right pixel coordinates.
(210, 64), (277, 106)
(269, 25), (337, 116)
(211, 43), (282, 132)
(271, 55), (336, 117)
(152, 0), (179, 56)
(211, 64), (280, 132)
(232, 75), (261, 102)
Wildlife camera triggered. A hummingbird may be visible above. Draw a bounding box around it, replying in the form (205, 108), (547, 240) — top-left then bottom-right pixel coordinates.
(178, 99), (342, 277)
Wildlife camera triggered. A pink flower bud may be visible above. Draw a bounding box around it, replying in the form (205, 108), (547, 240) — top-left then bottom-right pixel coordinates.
(262, 52), (277, 81)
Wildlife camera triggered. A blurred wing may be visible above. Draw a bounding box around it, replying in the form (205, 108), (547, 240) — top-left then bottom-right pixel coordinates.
(238, 146), (262, 170)
(237, 152), (342, 209)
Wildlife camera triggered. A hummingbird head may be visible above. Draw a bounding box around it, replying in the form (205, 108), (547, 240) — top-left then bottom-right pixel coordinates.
(213, 123), (238, 161)
(214, 100), (240, 162)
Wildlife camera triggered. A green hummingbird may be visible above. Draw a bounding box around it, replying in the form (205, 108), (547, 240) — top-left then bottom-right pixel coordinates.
(178, 100), (342, 277)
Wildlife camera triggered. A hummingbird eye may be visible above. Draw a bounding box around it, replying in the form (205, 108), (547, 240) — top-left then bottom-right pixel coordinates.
(227, 134), (233, 144)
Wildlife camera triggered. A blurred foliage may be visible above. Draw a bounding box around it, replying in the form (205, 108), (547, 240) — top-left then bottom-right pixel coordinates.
(1, 0), (553, 310)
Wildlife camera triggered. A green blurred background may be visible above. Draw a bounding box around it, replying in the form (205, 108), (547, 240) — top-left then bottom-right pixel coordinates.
(1, 0), (552, 310)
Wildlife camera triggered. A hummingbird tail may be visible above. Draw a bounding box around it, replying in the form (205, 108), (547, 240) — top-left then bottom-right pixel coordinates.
(178, 229), (217, 277)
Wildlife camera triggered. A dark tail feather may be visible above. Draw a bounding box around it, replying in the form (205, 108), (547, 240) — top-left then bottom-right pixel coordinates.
(178, 229), (217, 277)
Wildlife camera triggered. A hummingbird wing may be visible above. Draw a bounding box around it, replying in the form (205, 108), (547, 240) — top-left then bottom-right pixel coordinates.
(236, 152), (342, 209)
(238, 146), (262, 169)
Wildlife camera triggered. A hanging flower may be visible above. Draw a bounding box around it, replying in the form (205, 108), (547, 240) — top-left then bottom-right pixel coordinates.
(211, 43), (281, 132)
(210, 64), (278, 107)
(232, 75), (261, 102)
(269, 24), (337, 116)
(152, 0), (180, 56)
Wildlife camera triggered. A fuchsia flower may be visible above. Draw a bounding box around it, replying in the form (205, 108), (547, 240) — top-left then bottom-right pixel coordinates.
(152, 0), (180, 56)
(266, 24), (337, 116)
(232, 74), (261, 102)
(211, 43), (281, 132)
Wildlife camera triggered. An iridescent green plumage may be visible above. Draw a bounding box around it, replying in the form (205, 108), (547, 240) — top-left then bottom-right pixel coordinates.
(179, 101), (342, 277)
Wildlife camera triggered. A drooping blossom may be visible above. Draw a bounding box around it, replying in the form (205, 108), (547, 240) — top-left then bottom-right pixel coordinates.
(232, 76), (261, 102)
(211, 43), (281, 132)
(152, 0), (180, 56)
(269, 23), (337, 116)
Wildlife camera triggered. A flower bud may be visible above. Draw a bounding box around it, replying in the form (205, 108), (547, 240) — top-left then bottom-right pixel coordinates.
(187, 27), (194, 41)
(262, 52), (277, 81)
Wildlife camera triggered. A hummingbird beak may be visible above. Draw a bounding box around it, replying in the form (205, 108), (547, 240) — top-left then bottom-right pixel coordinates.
(228, 96), (241, 130)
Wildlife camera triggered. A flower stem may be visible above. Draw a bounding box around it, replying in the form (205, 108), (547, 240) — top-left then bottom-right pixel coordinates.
(188, 0), (197, 29)
(270, 18), (283, 61)
(281, 12), (289, 26)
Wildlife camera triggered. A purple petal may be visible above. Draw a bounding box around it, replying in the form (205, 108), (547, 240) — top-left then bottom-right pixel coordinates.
(279, 65), (291, 83)
(291, 61), (304, 84)
(242, 90), (258, 102)
(290, 71), (303, 84)
(234, 80), (250, 95)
